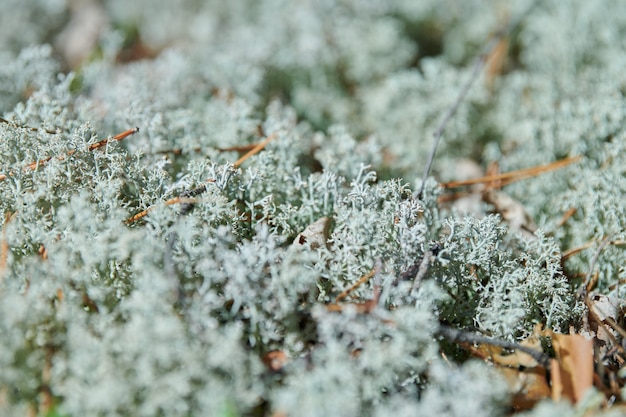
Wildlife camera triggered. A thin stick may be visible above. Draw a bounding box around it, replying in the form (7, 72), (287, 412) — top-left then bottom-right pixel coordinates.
(442, 156), (581, 189)
(562, 238), (626, 263)
(604, 316), (626, 341)
(327, 287), (380, 314)
(557, 207), (577, 228)
(436, 325), (551, 369)
(125, 199), (173, 224)
(157, 141), (261, 156)
(417, 2), (537, 198)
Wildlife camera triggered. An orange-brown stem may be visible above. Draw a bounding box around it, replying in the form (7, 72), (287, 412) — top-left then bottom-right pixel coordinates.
(233, 134), (276, 168)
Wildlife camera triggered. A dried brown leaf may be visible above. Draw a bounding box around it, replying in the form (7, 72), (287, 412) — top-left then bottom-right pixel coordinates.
(292, 217), (330, 251)
(550, 333), (594, 403)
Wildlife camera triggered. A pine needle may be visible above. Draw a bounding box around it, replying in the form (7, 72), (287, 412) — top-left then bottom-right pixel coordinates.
(442, 155), (581, 189)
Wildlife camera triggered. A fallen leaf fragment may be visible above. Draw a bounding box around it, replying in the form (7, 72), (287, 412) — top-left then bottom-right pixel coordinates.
(590, 294), (624, 323)
(550, 333), (593, 403)
(292, 217), (330, 250)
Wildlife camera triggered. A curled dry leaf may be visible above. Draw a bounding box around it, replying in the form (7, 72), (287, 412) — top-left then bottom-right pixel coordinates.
(590, 294), (624, 323)
(292, 217), (331, 250)
(588, 294), (626, 363)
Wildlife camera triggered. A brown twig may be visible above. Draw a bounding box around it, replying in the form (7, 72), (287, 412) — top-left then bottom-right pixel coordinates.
(158, 142), (262, 157)
(604, 316), (626, 341)
(557, 207), (577, 228)
(88, 127), (140, 150)
(562, 239), (626, 264)
(436, 325), (551, 369)
(217, 144), (258, 153)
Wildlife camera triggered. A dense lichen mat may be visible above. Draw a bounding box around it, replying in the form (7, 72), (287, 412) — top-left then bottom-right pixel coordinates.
(2, 1), (626, 416)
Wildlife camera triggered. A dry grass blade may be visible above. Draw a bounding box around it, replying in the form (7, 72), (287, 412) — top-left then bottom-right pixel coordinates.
(328, 287), (380, 314)
(557, 207), (577, 227)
